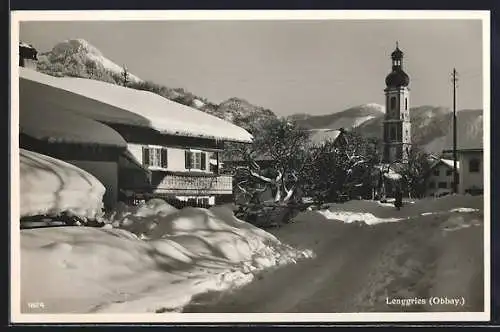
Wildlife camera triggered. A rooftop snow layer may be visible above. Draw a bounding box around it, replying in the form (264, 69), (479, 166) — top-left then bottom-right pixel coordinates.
(19, 68), (253, 143)
(440, 159), (460, 170)
(309, 129), (341, 145)
(20, 149), (105, 219)
(20, 96), (127, 148)
(19, 41), (34, 49)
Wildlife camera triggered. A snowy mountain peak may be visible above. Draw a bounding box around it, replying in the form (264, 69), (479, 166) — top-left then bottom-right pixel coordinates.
(53, 38), (104, 57)
(359, 103), (385, 113)
(39, 38), (143, 83)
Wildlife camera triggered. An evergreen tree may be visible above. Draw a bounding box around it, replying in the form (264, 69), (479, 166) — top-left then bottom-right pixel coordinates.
(121, 65), (129, 87)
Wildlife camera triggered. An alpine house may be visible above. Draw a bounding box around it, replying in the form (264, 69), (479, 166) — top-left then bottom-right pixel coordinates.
(19, 67), (253, 209)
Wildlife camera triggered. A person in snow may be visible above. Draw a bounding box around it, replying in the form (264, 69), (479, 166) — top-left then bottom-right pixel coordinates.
(394, 186), (403, 211)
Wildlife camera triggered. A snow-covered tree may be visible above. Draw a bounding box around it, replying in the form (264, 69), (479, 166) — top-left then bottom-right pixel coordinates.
(302, 132), (382, 203)
(121, 65), (130, 87)
(399, 146), (433, 198)
(85, 59), (97, 78)
(227, 117), (319, 205)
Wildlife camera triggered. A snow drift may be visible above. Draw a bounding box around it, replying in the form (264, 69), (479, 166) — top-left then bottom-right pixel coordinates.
(19, 149), (105, 220)
(311, 195), (483, 226)
(21, 199), (313, 313)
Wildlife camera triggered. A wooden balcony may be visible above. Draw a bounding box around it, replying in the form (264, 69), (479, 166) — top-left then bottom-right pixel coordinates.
(151, 172), (233, 196)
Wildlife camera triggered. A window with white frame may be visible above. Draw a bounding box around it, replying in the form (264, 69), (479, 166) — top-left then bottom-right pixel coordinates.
(185, 150), (207, 171)
(142, 146), (168, 169)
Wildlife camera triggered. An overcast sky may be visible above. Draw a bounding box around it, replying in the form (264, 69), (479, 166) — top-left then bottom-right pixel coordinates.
(20, 19), (483, 116)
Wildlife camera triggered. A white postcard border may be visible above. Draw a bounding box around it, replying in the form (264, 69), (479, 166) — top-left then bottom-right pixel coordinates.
(9, 9), (492, 324)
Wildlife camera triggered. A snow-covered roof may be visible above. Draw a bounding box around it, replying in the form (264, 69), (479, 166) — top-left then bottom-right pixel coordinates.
(20, 95), (127, 148)
(428, 158), (460, 171)
(309, 129), (342, 146)
(440, 158), (460, 170)
(19, 42), (34, 49)
(19, 68), (253, 143)
(375, 163), (404, 182)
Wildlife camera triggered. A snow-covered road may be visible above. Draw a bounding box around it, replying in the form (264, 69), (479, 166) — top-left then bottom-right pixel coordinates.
(182, 197), (484, 313)
(19, 193), (484, 315)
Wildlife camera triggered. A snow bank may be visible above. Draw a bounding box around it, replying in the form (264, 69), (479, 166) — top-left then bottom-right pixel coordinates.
(21, 199), (313, 313)
(312, 194), (483, 226)
(449, 207), (480, 213)
(441, 213), (483, 233)
(317, 210), (404, 225)
(20, 149), (105, 220)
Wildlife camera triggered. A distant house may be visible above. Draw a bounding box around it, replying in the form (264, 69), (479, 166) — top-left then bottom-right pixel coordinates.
(424, 158), (459, 197)
(19, 67), (253, 208)
(442, 110), (483, 195)
(222, 152), (274, 170)
(308, 128), (348, 148)
(19, 42), (38, 70)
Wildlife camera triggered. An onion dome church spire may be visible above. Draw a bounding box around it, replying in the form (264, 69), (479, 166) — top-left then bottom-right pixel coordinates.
(382, 42), (412, 163)
(385, 41), (410, 88)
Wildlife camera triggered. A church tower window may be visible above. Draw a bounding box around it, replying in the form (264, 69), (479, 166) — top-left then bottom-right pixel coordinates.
(390, 97), (396, 110)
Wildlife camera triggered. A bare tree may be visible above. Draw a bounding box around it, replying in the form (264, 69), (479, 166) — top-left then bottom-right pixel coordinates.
(232, 118), (320, 205)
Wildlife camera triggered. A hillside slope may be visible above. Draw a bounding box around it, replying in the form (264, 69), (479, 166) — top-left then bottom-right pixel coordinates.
(32, 38), (276, 129)
(294, 105), (483, 154)
(291, 103), (385, 130)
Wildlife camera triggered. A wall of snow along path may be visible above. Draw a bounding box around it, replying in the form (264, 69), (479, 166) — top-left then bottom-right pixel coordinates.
(21, 199), (313, 313)
(20, 149), (105, 220)
(310, 195), (483, 225)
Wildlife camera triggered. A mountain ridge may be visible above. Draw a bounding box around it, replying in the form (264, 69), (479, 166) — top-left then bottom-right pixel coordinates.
(27, 38), (483, 154)
(33, 38), (277, 131)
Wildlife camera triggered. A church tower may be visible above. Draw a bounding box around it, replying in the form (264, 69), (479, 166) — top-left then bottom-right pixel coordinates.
(383, 42), (411, 163)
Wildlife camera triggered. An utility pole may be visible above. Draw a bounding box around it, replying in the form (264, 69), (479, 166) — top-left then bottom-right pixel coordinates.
(452, 68), (459, 194)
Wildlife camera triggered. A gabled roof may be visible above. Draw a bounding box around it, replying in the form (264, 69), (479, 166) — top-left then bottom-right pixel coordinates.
(19, 68), (253, 143)
(308, 129), (343, 146)
(427, 158), (460, 175)
(440, 158), (460, 170)
(19, 42), (35, 49)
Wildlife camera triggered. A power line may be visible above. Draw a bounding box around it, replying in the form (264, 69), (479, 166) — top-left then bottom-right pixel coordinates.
(451, 68), (459, 194)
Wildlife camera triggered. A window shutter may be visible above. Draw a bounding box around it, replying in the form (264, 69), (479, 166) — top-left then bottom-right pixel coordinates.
(142, 147), (149, 166)
(185, 151), (192, 169)
(201, 152), (206, 170)
(161, 148), (168, 168)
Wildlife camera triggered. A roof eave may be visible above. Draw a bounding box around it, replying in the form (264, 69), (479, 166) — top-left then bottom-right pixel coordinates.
(442, 148), (483, 153)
